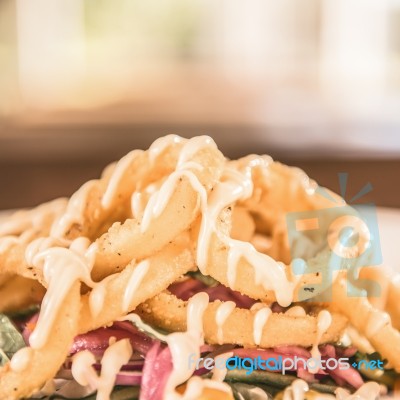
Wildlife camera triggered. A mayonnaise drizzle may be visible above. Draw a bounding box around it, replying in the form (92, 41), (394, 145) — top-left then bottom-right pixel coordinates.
(122, 260), (150, 312)
(252, 306), (272, 346)
(89, 274), (117, 318)
(131, 191), (144, 218)
(283, 379), (309, 400)
(25, 237), (70, 266)
(365, 309), (391, 338)
(215, 301), (236, 344)
(122, 292), (210, 400)
(285, 306), (307, 317)
(212, 352), (233, 383)
(51, 180), (97, 238)
(71, 339), (133, 400)
(10, 347), (33, 372)
(176, 136), (217, 168)
(0, 236), (18, 253)
(196, 168), (253, 273)
(344, 325), (375, 354)
(282, 378), (382, 400)
(101, 150), (143, 209)
(28, 240), (96, 349)
(0, 198), (67, 237)
(309, 310), (332, 374)
(338, 382), (381, 400)
(0, 199), (67, 253)
(148, 134), (183, 164)
(164, 292), (209, 400)
(140, 169), (207, 233)
(179, 376), (232, 400)
(195, 164), (296, 306)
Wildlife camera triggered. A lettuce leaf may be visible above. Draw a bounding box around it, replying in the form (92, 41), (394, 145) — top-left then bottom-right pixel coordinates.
(0, 313), (26, 366)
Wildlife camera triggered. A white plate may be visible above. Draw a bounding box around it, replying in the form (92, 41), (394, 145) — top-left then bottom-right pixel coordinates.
(0, 207), (399, 272)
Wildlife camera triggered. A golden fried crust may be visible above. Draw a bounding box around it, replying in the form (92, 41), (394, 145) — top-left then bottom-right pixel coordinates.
(137, 291), (348, 348)
(0, 282), (80, 400)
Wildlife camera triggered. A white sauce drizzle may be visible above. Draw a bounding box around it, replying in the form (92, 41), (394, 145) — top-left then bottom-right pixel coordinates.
(122, 260), (150, 312)
(140, 169), (207, 233)
(309, 310), (332, 374)
(10, 347), (33, 372)
(215, 301), (236, 344)
(0, 199), (67, 253)
(250, 302), (269, 311)
(51, 181), (97, 238)
(196, 169), (253, 273)
(251, 233), (272, 253)
(122, 292), (211, 400)
(148, 134), (183, 164)
(344, 325), (375, 354)
(25, 237), (70, 266)
(179, 376), (232, 400)
(282, 379), (381, 400)
(212, 352), (233, 383)
(89, 274), (117, 318)
(163, 292), (209, 400)
(0, 235), (21, 253)
(176, 136), (216, 168)
(131, 191), (143, 218)
(196, 164), (296, 307)
(283, 379), (309, 400)
(71, 350), (98, 388)
(71, 339), (132, 400)
(285, 306), (307, 317)
(97, 339), (133, 400)
(101, 150), (143, 209)
(365, 309), (391, 338)
(0, 198), (66, 237)
(252, 307), (272, 346)
(28, 240), (96, 349)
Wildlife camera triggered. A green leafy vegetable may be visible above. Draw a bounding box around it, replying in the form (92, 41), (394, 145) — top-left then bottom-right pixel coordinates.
(225, 370), (339, 394)
(187, 271), (219, 287)
(6, 304), (40, 319)
(0, 313), (26, 366)
(354, 351), (400, 389)
(75, 386), (139, 400)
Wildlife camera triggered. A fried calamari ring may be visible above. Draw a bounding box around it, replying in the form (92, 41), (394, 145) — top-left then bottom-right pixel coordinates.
(136, 291), (348, 348)
(0, 272), (13, 288)
(78, 235), (195, 333)
(0, 282), (80, 399)
(51, 135), (218, 242)
(331, 278), (400, 372)
(0, 199), (68, 282)
(230, 157), (344, 264)
(190, 204), (338, 305)
(0, 275), (45, 313)
(186, 156), (369, 305)
(386, 275), (400, 330)
(92, 138), (224, 280)
(230, 206), (255, 242)
(0, 198), (67, 240)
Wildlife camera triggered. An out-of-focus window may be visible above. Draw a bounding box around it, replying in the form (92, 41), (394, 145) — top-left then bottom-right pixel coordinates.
(0, 0), (399, 157)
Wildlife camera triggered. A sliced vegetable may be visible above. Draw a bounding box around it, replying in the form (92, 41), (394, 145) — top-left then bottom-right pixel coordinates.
(168, 277), (256, 308)
(225, 370), (339, 395)
(139, 341), (172, 400)
(0, 313), (26, 366)
(354, 351), (400, 389)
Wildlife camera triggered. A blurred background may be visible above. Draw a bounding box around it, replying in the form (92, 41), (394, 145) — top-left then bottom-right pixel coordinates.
(0, 0), (400, 210)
